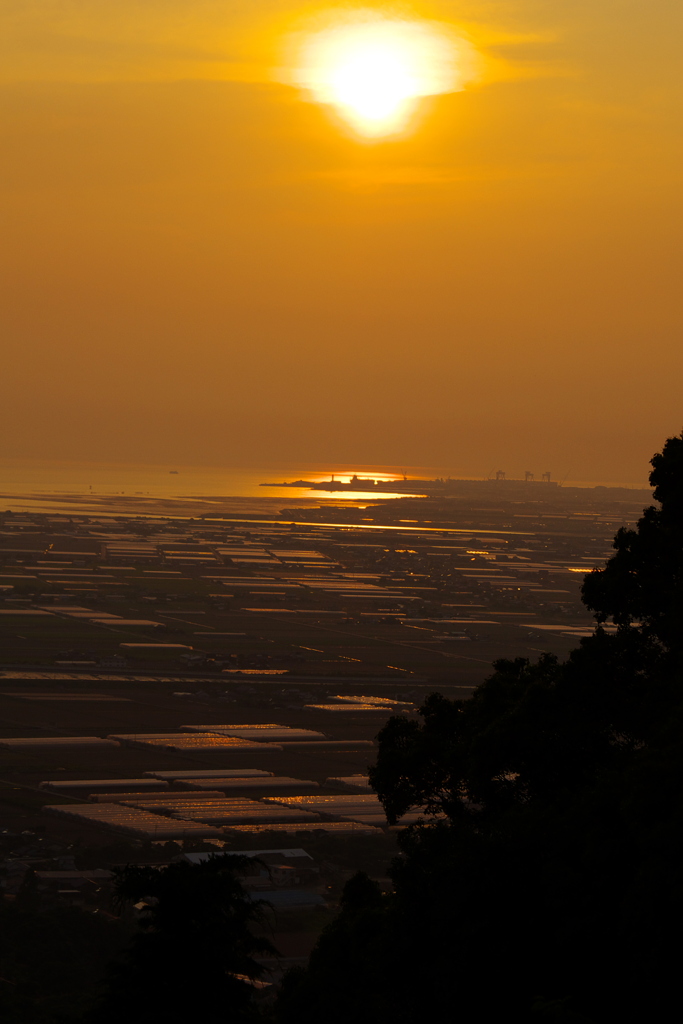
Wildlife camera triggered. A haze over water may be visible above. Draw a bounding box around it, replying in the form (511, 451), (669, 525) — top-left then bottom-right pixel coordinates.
(0, 457), (645, 516)
(0, 458), (421, 514)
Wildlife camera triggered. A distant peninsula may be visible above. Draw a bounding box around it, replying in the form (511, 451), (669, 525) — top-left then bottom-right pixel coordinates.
(261, 474), (651, 500)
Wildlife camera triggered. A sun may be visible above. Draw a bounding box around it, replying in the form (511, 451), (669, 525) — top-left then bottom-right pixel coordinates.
(291, 13), (470, 137)
(315, 26), (425, 132)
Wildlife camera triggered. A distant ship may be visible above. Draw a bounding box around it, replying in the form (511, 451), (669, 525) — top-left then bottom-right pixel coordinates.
(169, 470), (179, 474)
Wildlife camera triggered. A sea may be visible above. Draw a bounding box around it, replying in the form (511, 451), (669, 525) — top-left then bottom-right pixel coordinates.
(0, 458), (644, 518)
(0, 458), (430, 517)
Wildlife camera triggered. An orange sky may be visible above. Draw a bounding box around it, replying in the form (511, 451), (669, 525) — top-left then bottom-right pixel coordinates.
(1, 1), (681, 485)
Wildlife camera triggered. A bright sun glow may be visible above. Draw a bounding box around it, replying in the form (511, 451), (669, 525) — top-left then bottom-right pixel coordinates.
(291, 13), (470, 137)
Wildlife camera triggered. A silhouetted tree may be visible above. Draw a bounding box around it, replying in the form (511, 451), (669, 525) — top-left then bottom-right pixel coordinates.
(277, 873), (405, 1024)
(278, 431), (683, 1024)
(92, 855), (276, 1024)
(0, 897), (126, 1024)
(583, 430), (683, 654)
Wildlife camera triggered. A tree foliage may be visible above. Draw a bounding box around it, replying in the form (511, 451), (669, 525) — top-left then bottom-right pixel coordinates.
(0, 898), (126, 1024)
(582, 430), (683, 652)
(279, 432), (683, 1024)
(92, 855), (276, 1024)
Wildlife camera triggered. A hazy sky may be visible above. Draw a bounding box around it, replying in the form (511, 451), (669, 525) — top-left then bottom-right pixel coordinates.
(1, 1), (681, 484)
